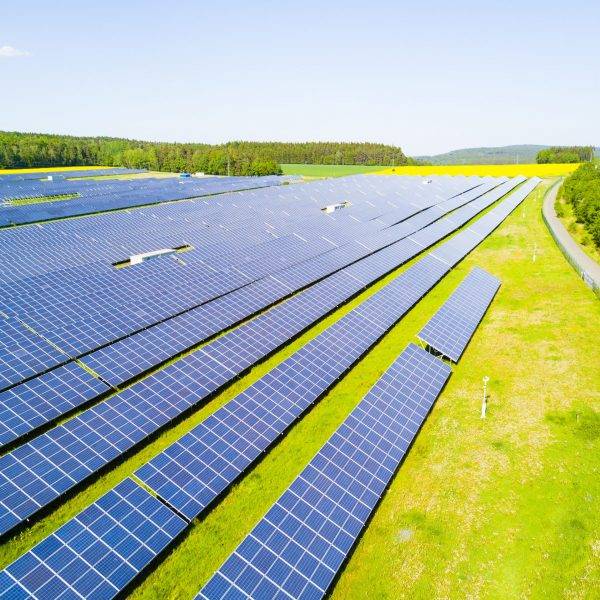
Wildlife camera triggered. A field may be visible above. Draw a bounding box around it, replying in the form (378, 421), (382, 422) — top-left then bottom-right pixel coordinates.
(380, 164), (581, 177)
(281, 163), (389, 177)
(0, 166), (108, 175)
(1, 179), (598, 599)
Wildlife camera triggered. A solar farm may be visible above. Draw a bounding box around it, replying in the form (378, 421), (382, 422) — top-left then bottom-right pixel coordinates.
(0, 169), (598, 600)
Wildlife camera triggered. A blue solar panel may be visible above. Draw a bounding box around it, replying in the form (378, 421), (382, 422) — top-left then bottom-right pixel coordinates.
(198, 344), (451, 600)
(0, 174), (284, 226)
(0, 362), (110, 448)
(0, 478), (186, 599)
(0, 178), (507, 449)
(0, 316), (67, 391)
(1, 174), (491, 387)
(418, 267), (501, 362)
(0, 177), (535, 537)
(133, 250), (460, 521)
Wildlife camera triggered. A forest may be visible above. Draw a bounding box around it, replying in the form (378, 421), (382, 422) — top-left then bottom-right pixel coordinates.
(536, 146), (594, 164)
(0, 131), (409, 175)
(561, 162), (600, 248)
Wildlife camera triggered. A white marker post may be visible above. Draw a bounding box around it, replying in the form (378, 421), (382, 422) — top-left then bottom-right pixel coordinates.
(481, 376), (489, 419)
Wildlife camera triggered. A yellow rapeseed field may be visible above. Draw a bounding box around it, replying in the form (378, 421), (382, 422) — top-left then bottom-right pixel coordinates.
(378, 163), (580, 177)
(0, 166), (108, 175)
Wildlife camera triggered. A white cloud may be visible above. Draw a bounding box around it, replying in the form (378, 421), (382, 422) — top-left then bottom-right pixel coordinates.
(0, 45), (32, 58)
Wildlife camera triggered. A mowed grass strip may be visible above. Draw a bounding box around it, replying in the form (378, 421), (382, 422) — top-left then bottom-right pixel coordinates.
(1, 182), (598, 600)
(8, 193), (79, 206)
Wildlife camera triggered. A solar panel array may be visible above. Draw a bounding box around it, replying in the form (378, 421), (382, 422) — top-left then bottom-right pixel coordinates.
(0, 478), (186, 599)
(0, 174), (539, 599)
(0, 174), (486, 377)
(0, 176), (508, 445)
(0, 177), (538, 540)
(198, 344), (451, 600)
(0, 316), (67, 391)
(418, 267), (501, 362)
(0, 172), (285, 225)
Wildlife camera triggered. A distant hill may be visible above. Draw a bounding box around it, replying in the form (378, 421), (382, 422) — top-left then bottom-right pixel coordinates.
(416, 145), (551, 165)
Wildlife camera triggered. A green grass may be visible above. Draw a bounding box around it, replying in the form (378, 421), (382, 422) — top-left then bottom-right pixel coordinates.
(281, 163), (388, 177)
(8, 193), (79, 206)
(1, 181), (598, 599)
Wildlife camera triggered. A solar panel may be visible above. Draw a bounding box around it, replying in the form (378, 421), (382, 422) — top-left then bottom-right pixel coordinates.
(0, 362), (110, 448)
(0, 478), (186, 599)
(0, 174), (284, 226)
(198, 344), (451, 600)
(418, 267), (501, 362)
(0, 177), (534, 537)
(0, 178), (506, 448)
(0, 316), (67, 392)
(0, 175), (491, 387)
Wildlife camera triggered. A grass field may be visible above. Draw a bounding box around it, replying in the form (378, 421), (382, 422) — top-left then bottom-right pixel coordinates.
(380, 164), (581, 177)
(0, 180), (598, 599)
(281, 164), (389, 177)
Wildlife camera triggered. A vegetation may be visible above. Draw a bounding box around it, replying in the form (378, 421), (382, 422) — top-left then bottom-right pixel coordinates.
(555, 190), (600, 264)
(380, 164), (580, 177)
(281, 163), (388, 177)
(561, 163), (600, 249)
(0, 131), (409, 176)
(1, 181), (598, 600)
(8, 193), (79, 206)
(536, 146), (595, 164)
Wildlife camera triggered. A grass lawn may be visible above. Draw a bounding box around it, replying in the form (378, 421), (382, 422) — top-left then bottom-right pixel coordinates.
(555, 189), (600, 265)
(0, 180), (598, 599)
(281, 164), (388, 177)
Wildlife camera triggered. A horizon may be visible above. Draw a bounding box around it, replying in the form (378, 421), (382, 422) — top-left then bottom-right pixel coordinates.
(1, 1), (599, 155)
(2, 130), (597, 159)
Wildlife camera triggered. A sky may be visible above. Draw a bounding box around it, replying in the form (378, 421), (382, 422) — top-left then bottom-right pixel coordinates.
(1, 0), (599, 156)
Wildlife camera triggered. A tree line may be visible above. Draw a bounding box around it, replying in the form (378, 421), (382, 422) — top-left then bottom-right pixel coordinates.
(561, 163), (600, 249)
(536, 146), (594, 164)
(0, 131), (409, 176)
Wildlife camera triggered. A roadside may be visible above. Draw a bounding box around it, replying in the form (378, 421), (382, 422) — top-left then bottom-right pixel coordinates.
(554, 187), (600, 264)
(542, 179), (600, 297)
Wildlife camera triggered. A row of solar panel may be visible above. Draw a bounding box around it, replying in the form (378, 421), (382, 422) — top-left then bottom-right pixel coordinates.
(0, 176), (286, 225)
(0, 207), (517, 599)
(198, 344), (452, 600)
(199, 266), (503, 599)
(418, 267), (501, 361)
(0, 178), (514, 449)
(0, 178), (538, 550)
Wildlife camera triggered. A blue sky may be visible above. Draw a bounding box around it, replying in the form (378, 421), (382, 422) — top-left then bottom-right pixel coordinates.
(1, 0), (598, 155)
